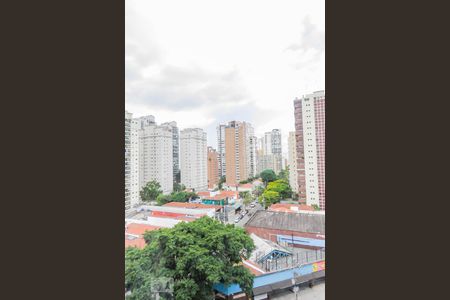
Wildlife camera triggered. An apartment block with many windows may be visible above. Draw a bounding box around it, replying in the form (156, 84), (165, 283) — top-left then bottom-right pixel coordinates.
(125, 111), (140, 212)
(207, 147), (219, 189)
(138, 120), (174, 195)
(288, 131), (298, 194)
(224, 121), (255, 186)
(180, 128), (207, 191)
(293, 90), (325, 209)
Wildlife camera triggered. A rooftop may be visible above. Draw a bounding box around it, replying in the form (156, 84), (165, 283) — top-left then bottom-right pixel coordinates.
(245, 210), (325, 235)
(163, 202), (221, 211)
(249, 233), (292, 263)
(268, 203), (315, 213)
(126, 223), (161, 236)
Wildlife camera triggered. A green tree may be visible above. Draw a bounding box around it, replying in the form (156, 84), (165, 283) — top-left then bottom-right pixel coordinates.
(243, 192), (253, 209)
(173, 182), (186, 193)
(126, 217), (255, 300)
(218, 176), (226, 190)
(260, 169), (277, 185)
(277, 167), (289, 182)
(311, 204), (321, 211)
(266, 179), (292, 199)
(170, 191), (197, 203)
(140, 180), (163, 202)
(260, 190), (280, 208)
(253, 185), (264, 197)
(156, 194), (172, 206)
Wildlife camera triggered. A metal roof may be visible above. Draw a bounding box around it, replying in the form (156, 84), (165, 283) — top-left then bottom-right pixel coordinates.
(245, 210), (325, 235)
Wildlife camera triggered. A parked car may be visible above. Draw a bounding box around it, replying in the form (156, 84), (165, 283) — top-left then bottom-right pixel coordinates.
(234, 218), (240, 223)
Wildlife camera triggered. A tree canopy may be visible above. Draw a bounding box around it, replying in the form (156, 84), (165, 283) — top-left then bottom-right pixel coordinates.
(260, 169), (277, 185)
(157, 191), (198, 206)
(277, 167), (289, 182)
(266, 179), (292, 199)
(218, 176), (226, 190)
(243, 192), (253, 208)
(140, 180), (163, 202)
(125, 217), (255, 300)
(260, 190), (281, 208)
(173, 182), (186, 193)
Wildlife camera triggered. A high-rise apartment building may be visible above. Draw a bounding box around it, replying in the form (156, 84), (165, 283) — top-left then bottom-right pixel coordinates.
(125, 112), (131, 212)
(270, 129), (283, 174)
(125, 111), (140, 212)
(288, 131), (298, 194)
(161, 121), (180, 184)
(207, 147), (219, 189)
(130, 118), (140, 207)
(138, 119), (174, 194)
(138, 115), (155, 128)
(248, 135), (258, 177)
(256, 129), (283, 174)
(294, 90), (325, 209)
(224, 121), (254, 186)
(180, 128), (207, 191)
(216, 124), (226, 178)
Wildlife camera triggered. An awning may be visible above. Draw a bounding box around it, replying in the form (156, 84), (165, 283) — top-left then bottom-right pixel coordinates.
(252, 270), (325, 295)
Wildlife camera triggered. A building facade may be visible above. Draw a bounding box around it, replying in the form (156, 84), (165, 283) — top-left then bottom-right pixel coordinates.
(125, 111), (132, 212)
(293, 90), (325, 209)
(161, 121), (180, 184)
(224, 121), (254, 186)
(216, 124), (226, 178)
(138, 119), (174, 194)
(125, 111), (140, 213)
(256, 129), (283, 174)
(129, 117), (140, 207)
(207, 147), (219, 189)
(180, 128), (208, 191)
(288, 131), (298, 194)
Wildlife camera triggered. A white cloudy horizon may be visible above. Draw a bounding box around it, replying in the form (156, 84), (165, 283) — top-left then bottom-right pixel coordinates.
(125, 0), (324, 154)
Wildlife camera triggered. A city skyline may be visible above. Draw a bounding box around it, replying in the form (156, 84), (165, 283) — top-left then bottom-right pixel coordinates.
(125, 0), (325, 153)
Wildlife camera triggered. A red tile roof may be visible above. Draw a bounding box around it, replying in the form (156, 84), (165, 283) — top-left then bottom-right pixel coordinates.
(126, 223), (161, 236)
(240, 184), (253, 188)
(268, 203), (314, 213)
(197, 191), (211, 197)
(163, 202), (220, 211)
(125, 236), (146, 249)
(219, 191), (239, 198)
(149, 214), (198, 222)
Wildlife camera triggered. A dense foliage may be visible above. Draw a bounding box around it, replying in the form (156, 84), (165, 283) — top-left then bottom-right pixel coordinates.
(266, 179), (292, 199)
(258, 179), (293, 208)
(260, 169), (277, 185)
(218, 176), (226, 190)
(239, 174), (260, 184)
(277, 167), (289, 182)
(173, 182), (186, 193)
(125, 217), (255, 300)
(140, 180), (163, 202)
(157, 191), (198, 206)
(242, 191), (253, 208)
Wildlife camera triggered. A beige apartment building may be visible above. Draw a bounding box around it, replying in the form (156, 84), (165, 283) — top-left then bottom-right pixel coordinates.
(225, 121), (255, 186)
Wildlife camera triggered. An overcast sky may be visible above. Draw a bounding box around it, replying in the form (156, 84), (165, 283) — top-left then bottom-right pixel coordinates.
(125, 0), (324, 154)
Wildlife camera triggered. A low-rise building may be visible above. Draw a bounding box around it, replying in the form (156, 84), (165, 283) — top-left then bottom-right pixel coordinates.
(268, 203), (315, 213)
(244, 210), (325, 250)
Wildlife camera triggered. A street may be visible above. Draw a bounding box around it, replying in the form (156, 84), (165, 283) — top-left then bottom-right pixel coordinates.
(231, 201), (263, 227)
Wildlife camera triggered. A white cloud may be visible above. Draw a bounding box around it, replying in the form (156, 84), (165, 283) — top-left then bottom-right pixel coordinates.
(126, 0), (325, 153)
